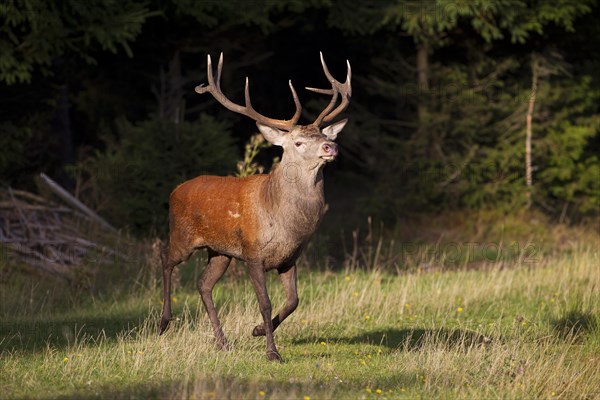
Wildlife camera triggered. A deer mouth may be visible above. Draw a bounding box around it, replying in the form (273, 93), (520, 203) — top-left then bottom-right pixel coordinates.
(320, 142), (338, 161)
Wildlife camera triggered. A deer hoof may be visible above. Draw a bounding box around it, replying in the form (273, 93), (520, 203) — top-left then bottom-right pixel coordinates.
(267, 350), (282, 362)
(216, 340), (231, 351)
(252, 325), (266, 336)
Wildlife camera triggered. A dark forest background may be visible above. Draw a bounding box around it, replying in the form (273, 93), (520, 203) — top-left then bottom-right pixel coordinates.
(1, 0), (599, 238)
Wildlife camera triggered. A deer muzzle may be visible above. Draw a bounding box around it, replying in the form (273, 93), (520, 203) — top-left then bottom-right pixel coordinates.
(320, 142), (338, 161)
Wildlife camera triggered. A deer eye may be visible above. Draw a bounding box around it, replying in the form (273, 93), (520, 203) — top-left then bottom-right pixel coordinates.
(294, 141), (304, 147)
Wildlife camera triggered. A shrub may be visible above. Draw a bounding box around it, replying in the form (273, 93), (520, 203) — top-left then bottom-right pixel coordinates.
(74, 114), (238, 234)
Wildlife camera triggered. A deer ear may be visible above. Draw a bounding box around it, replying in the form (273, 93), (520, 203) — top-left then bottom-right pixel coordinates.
(257, 123), (286, 146)
(322, 119), (348, 141)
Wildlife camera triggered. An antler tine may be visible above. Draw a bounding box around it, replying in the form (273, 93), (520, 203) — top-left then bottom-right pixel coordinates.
(310, 89), (339, 126)
(306, 52), (352, 126)
(306, 52), (335, 95)
(346, 60), (352, 95)
(288, 80), (302, 126)
(195, 53), (302, 131)
(216, 52), (223, 90)
(319, 52), (334, 84)
(244, 77), (252, 108)
(320, 59), (352, 124)
(195, 54), (211, 94)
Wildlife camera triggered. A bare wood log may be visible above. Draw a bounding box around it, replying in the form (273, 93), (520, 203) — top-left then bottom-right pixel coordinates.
(1, 186), (138, 282)
(39, 173), (117, 232)
(7, 189), (48, 204)
(8, 187), (34, 239)
(0, 202), (72, 212)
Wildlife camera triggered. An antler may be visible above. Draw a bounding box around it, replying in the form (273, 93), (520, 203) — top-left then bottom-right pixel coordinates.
(306, 52), (352, 127)
(195, 53), (302, 131)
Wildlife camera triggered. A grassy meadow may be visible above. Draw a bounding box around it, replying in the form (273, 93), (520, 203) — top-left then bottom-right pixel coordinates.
(1, 221), (599, 399)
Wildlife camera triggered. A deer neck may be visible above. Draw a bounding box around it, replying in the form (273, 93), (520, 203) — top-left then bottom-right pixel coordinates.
(270, 157), (324, 197)
(262, 159), (326, 227)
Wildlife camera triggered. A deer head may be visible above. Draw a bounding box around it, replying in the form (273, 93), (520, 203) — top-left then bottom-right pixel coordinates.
(195, 52), (351, 173)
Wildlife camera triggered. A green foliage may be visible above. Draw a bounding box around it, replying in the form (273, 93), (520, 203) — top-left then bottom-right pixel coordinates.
(535, 76), (600, 215)
(1, 0), (599, 228)
(235, 134), (273, 178)
(74, 115), (238, 234)
(0, 0), (157, 84)
(333, 0), (595, 44)
(173, 0), (328, 31)
(358, 46), (600, 220)
(330, 1), (599, 221)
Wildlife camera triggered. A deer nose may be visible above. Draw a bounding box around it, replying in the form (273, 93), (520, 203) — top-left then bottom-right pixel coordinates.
(322, 142), (338, 156)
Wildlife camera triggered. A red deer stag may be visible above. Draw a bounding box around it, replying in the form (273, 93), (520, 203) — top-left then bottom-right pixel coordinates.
(159, 52), (351, 361)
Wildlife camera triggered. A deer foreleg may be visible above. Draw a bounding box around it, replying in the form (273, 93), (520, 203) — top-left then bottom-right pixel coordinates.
(248, 263), (281, 362)
(253, 264), (298, 337)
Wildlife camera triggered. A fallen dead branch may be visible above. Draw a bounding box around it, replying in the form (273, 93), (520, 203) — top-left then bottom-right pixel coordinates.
(0, 184), (132, 284)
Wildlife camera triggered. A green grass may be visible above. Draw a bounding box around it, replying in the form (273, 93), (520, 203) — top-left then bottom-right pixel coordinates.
(1, 244), (599, 399)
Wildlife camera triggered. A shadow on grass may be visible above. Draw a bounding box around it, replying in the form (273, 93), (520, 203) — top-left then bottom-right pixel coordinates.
(551, 310), (598, 341)
(44, 377), (312, 400)
(42, 369), (415, 400)
(293, 327), (492, 351)
(0, 310), (149, 354)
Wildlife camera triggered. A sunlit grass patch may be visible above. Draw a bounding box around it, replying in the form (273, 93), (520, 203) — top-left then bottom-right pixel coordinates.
(1, 247), (599, 399)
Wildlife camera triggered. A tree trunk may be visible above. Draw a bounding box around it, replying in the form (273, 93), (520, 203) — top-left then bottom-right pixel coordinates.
(416, 42), (430, 136)
(526, 55), (539, 207)
(53, 84), (75, 190)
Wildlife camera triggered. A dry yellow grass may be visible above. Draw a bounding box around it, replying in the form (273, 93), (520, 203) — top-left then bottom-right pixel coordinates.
(1, 242), (599, 399)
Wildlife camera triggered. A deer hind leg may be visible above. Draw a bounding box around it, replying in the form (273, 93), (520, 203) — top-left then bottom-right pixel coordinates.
(159, 239), (193, 335)
(253, 264), (298, 337)
(197, 250), (232, 350)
